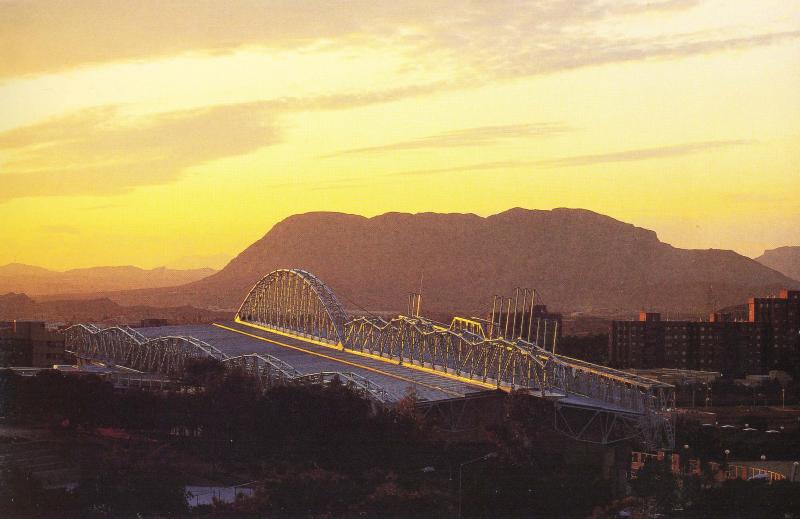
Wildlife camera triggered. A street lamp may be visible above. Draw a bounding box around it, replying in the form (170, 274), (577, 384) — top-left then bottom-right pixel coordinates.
(723, 449), (731, 478)
(458, 452), (498, 519)
(682, 445), (691, 476)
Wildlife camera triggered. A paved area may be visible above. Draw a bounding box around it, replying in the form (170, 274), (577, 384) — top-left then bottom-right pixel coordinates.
(139, 322), (492, 402)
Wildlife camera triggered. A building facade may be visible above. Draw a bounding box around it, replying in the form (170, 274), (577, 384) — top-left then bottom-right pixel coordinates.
(609, 290), (800, 376)
(0, 321), (69, 367)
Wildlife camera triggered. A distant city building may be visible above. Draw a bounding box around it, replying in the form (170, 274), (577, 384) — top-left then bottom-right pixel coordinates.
(0, 320), (69, 367)
(609, 290), (800, 376)
(749, 289), (800, 371)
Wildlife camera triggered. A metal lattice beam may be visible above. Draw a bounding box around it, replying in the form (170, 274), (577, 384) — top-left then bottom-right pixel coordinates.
(62, 324), (396, 404)
(236, 269), (349, 345)
(232, 269), (676, 449)
(64, 324), (226, 377)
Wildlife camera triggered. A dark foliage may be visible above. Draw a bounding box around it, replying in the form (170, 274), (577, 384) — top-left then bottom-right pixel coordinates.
(557, 333), (609, 364)
(674, 414), (800, 462)
(72, 459), (188, 516)
(629, 458), (678, 512)
(685, 479), (800, 518)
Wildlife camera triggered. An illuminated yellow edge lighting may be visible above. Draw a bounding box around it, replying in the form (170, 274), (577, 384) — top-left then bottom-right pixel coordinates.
(226, 317), (505, 393)
(214, 322), (469, 398)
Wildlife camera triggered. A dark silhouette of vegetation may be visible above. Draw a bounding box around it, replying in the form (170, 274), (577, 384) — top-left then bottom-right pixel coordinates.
(0, 463), (66, 515)
(630, 458), (679, 513)
(673, 377), (799, 407)
(72, 458), (188, 516)
(674, 414), (800, 462)
(685, 479), (800, 518)
(3, 368), (797, 517)
(557, 333), (609, 364)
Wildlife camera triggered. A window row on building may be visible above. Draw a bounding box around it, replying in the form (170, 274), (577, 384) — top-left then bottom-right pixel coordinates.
(609, 290), (800, 376)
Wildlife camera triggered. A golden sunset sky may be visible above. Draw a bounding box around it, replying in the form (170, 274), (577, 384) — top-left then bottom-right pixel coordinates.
(1, 0), (798, 270)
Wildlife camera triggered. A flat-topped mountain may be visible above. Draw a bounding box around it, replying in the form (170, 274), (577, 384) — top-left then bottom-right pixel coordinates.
(99, 208), (798, 316)
(0, 264), (216, 296)
(755, 246), (800, 282)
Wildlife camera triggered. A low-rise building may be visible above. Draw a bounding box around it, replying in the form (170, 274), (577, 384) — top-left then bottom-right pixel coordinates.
(0, 320), (69, 367)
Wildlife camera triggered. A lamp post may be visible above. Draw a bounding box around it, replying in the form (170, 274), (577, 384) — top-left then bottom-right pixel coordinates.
(458, 452), (497, 519)
(682, 444), (691, 476)
(723, 449), (731, 478)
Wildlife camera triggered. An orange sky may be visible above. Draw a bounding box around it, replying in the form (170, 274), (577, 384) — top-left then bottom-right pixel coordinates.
(1, 0), (798, 270)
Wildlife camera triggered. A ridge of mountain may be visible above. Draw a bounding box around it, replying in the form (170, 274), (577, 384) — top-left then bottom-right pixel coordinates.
(755, 246), (800, 283)
(0, 264), (216, 296)
(90, 208), (798, 316)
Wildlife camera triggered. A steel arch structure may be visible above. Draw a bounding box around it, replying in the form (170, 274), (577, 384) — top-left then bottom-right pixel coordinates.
(62, 325), (396, 405)
(236, 269), (349, 345)
(343, 314), (674, 449)
(234, 269), (675, 450)
(64, 324), (226, 377)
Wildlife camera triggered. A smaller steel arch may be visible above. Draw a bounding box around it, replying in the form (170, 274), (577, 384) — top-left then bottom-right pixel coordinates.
(62, 324), (396, 405)
(63, 324), (227, 377)
(236, 268), (349, 345)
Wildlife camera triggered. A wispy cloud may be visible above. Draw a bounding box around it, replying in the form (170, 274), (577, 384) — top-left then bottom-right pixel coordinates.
(0, 82), (454, 202)
(383, 140), (753, 177)
(385, 161), (529, 177)
(0, 103), (280, 201)
(2, 0), (796, 83)
(534, 140), (753, 168)
(321, 123), (570, 158)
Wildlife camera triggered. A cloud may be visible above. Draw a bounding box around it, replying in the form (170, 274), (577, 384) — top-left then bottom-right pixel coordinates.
(1, 0), (797, 82)
(533, 139), (753, 167)
(321, 123), (570, 157)
(385, 161), (529, 177)
(0, 103), (280, 201)
(0, 82), (453, 202)
(384, 140), (752, 176)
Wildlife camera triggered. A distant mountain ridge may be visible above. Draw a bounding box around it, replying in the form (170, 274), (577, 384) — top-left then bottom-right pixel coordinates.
(0, 264), (216, 296)
(755, 246), (800, 282)
(0, 292), (228, 324)
(95, 208), (799, 316)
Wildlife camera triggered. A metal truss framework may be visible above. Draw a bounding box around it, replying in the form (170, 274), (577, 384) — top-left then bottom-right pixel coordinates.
(237, 269), (349, 345)
(236, 269), (676, 450)
(64, 324), (227, 378)
(62, 324), (395, 405)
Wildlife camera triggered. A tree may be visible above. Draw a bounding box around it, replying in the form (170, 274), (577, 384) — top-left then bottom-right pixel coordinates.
(630, 458), (678, 513)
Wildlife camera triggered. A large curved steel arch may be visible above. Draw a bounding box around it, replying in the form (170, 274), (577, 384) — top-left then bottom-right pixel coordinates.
(236, 269), (349, 345)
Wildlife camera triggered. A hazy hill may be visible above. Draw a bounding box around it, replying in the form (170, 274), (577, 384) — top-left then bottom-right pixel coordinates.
(0, 292), (229, 324)
(0, 264), (216, 296)
(755, 246), (800, 282)
(98, 208), (798, 316)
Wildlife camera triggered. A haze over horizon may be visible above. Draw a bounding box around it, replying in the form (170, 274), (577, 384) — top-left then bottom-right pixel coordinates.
(2, 207), (799, 273)
(1, 1), (799, 270)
